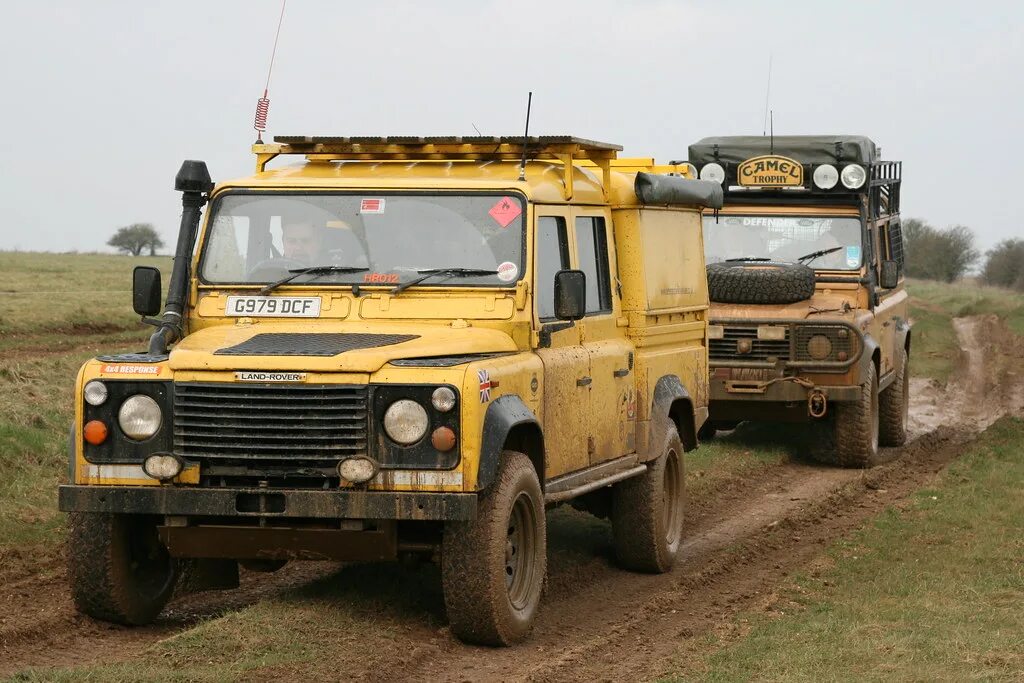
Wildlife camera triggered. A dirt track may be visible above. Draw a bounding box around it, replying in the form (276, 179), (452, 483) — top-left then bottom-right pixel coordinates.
(1, 315), (1021, 680)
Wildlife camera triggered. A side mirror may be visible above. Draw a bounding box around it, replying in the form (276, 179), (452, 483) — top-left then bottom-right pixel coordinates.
(133, 266), (163, 316)
(554, 270), (586, 321)
(879, 260), (899, 289)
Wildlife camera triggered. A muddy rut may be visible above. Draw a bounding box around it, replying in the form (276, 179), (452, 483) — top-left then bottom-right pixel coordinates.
(1, 315), (1022, 679)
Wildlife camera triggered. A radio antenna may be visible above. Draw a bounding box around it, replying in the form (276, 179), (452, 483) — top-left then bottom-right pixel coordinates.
(518, 91), (533, 181)
(770, 110), (774, 154)
(762, 54), (773, 136)
(253, 0), (288, 144)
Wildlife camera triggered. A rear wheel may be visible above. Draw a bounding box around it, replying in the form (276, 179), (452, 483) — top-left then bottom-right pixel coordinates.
(67, 512), (178, 625)
(442, 451), (546, 645)
(879, 347), (910, 447)
(612, 425), (685, 573)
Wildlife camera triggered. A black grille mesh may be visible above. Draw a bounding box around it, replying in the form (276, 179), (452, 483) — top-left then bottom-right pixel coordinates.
(214, 333), (418, 357)
(793, 326), (856, 361)
(709, 326), (790, 363)
(173, 383), (368, 464)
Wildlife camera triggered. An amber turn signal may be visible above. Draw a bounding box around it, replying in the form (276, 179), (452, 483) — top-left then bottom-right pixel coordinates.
(83, 420), (108, 446)
(431, 426), (457, 452)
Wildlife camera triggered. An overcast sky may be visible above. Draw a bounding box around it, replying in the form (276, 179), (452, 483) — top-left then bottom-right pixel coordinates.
(1, 0), (1021, 253)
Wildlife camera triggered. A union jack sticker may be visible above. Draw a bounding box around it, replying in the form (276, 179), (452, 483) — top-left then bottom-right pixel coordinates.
(478, 369), (492, 403)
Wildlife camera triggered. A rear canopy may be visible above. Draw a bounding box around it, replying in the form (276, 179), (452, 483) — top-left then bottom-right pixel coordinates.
(688, 135), (879, 166)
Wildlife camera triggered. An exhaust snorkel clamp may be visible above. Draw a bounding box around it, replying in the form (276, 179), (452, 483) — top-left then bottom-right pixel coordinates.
(148, 160), (214, 356)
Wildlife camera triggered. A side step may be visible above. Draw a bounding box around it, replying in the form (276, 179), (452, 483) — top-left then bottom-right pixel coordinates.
(544, 455), (647, 505)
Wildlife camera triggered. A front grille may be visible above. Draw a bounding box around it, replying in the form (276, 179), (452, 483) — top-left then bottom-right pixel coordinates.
(709, 326), (791, 363)
(173, 383), (368, 465)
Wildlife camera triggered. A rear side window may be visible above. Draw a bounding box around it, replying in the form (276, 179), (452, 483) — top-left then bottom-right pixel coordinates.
(574, 216), (612, 314)
(535, 216), (570, 321)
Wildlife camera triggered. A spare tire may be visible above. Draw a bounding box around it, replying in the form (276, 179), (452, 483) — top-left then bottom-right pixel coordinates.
(706, 262), (816, 304)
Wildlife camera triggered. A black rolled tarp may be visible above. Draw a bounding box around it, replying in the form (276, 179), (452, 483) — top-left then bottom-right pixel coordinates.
(688, 135), (879, 166)
(634, 173), (723, 209)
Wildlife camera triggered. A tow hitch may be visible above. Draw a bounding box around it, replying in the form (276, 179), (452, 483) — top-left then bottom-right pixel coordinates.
(808, 389), (828, 418)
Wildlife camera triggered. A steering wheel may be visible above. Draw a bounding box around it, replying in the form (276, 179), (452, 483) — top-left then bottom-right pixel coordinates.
(246, 257), (308, 282)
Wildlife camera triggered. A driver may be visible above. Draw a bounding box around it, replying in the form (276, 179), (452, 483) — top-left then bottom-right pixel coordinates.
(281, 221), (324, 263)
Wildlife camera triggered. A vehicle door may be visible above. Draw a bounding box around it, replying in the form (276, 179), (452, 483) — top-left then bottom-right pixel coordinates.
(572, 210), (635, 464)
(534, 209), (590, 478)
(875, 217), (907, 377)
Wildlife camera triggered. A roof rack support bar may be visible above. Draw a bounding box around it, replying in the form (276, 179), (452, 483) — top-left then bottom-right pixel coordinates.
(255, 151), (279, 173)
(555, 153), (574, 200)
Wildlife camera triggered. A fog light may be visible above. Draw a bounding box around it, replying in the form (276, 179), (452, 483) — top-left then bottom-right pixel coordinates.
(807, 334), (833, 360)
(84, 381), (108, 406)
(699, 162), (725, 184)
(338, 457), (377, 484)
(757, 325), (786, 341)
(707, 325), (724, 340)
(431, 386), (457, 412)
(431, 426), (457, 452)
(83, 420), (108, 446)
(841, 164), (866, 190)
(813, 164), (839, 190)
(143, 454), (182, 481)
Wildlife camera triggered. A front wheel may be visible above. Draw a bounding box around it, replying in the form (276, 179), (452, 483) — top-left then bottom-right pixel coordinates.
(879, 347), (910, 446)
(67, 512), (178, 625)
(441, 451), (546, 645)
(612, 425), (685, 573)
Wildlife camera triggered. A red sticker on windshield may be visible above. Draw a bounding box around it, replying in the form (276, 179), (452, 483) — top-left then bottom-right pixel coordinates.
(360, 198), (385, 214)
(488, 197), (522, 228)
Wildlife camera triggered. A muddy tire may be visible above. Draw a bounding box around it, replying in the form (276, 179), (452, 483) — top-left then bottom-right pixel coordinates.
(67, 512), (178, 625)
(442, 451), (546, 646)
(612, 426), (685, 573)
(706, 262), (816, 305)
(879, 347), (910, 447)
(813, 362), (889, 467)
(697, 420), (717, 441)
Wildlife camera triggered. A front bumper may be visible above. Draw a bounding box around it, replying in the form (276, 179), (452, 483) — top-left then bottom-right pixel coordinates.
(58, 484), (477, 521)
(710, 377), (861, 403)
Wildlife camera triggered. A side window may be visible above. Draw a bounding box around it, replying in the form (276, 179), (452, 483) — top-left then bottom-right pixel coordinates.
(574, 216), (612, 314)
(536, 216), (569, 321)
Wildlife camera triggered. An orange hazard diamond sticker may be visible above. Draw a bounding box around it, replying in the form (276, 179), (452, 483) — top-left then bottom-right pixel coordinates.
(488, 197), (522, 228)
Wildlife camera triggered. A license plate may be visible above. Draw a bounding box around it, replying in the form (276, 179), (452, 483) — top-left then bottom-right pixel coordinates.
(225, 296), (321, 317)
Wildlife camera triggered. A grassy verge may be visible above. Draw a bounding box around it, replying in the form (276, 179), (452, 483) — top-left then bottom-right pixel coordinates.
(907, 278), (1024, 383)
(666, 416), (1024, 682)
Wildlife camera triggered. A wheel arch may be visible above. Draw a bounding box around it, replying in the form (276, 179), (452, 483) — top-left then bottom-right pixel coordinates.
(642, 375), (699, 461)
(478, 395), (545, 491)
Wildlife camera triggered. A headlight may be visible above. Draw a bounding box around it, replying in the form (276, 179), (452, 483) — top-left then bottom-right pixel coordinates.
(813, 164), (839, 190)
(699, 162), (726, 184)
(118, 394), (162, 440)
(143, 454), (182, 481)
(84, 380), (108, 406)
(383, 399), (429, 445)
(806, 335), (834, 360)
(431, 386), (457, 412)
(841, 164), (866, 189)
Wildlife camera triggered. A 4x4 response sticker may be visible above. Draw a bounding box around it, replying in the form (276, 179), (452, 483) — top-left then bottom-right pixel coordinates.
(100, 364), (162, 375)
(488, 196), (522, 228)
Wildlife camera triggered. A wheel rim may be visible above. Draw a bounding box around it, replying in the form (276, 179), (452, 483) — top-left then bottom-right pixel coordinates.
(661, 448), (683, 550)
(505, 492), (538, 610)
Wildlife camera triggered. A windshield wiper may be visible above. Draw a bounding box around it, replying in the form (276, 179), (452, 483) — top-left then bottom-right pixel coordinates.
(724, 256), (772, 262)
(259, 265), (369, 296)
(796, 246), (843, 264)
(391, 268), (499, 295)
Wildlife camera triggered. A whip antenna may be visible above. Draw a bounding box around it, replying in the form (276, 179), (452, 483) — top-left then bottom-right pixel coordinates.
(518, 91), (533, 181)
(254, 0), (287, 144)
(762, 54), (772, 136)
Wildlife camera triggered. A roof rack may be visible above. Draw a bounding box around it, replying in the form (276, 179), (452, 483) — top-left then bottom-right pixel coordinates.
(251, 135), (623, 199)
(869, 160), (901, 217)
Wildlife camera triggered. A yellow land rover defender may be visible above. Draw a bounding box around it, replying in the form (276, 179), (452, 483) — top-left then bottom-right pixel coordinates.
(686, 136), (909, 466)
(58, 136), (720, 645)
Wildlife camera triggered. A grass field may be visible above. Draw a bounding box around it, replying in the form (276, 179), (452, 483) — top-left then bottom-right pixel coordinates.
(668, 416), (1024, 682)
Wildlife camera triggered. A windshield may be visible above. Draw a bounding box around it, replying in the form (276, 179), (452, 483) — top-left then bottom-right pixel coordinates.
(200, 192), (526, 287)
(703, 214), (864, 270)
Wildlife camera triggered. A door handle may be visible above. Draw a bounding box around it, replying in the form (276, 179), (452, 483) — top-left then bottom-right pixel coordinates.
(576, 376), (592, 387)
(613, 368), (630, 377)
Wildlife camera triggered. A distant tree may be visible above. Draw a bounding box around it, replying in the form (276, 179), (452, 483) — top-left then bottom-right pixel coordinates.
(981, 238), (1024, 291)
(903, 219), (978, 283)
(107, 223), (164, 256)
